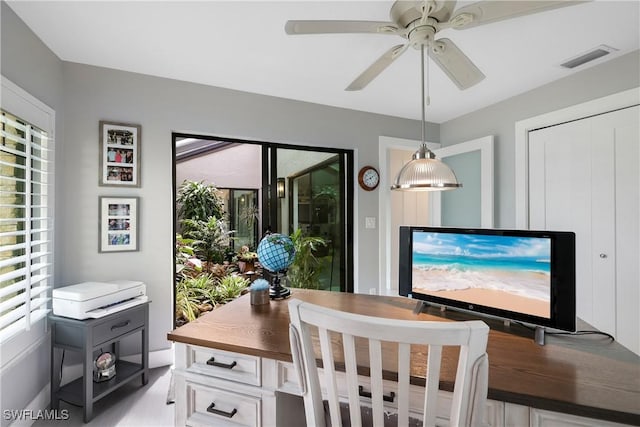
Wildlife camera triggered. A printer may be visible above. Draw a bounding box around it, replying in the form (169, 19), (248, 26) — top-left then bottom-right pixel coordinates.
(52, 280), (147, 320)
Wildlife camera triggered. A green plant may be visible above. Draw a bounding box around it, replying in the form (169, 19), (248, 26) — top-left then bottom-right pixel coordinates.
(287, 228), (327, 289)
(214, 274), (250, 303)
(182, 216), (234, 264)
(236, 245), (258, 262)
(175, 274), (216, 323)
(177, 180), (225, 229)
(314, 184), (338, 201)
(175, 234), (202, 278)
(175, 271), (248, 325)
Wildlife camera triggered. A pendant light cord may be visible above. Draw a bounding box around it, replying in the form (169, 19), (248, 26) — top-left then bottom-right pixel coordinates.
(426, 45), (430, 107)
(420, 44), (431, 148)
(420, 45), (426, 145)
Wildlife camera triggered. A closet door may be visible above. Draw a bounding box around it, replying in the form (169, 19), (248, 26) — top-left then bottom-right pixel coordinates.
(528, 106), (639, 354)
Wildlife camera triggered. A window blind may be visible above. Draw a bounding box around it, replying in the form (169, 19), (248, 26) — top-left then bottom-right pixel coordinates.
(0, 110), (53, 343)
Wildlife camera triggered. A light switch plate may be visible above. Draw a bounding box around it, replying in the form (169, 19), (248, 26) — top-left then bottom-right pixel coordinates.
(365, 217), (376, 229)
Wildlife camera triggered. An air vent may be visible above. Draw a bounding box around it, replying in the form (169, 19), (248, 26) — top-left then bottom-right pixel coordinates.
(560, 45), (618, 69)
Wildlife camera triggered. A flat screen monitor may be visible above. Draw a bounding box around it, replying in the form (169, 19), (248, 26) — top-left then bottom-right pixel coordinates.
(399, 226), (576, 332)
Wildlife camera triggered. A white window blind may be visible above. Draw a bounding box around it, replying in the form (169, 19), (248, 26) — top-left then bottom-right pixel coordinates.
(0, 110), (53, 343)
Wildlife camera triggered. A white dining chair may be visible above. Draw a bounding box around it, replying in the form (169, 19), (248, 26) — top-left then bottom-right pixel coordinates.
(288, 298), (489, 427)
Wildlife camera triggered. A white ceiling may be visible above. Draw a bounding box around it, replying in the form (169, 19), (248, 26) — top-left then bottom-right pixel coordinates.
(7, 1), (640, 122)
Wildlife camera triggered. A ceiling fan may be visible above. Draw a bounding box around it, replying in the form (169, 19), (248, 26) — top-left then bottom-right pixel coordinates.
(285, 0), (585, 91)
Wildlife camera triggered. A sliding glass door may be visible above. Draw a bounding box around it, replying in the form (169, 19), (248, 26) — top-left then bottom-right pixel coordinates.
(219, 188), (259, 251)
(263, 145), (353, 292)
(173, 133), (353, 297)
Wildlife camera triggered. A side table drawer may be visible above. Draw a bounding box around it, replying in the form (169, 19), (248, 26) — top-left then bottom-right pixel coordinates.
(185, 381), (260, 427)
(92, 308), (145, 346)
(185, 346), (261, 386)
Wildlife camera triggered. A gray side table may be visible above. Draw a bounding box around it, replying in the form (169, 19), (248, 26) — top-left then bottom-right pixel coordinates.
(49, 302), (149, 422)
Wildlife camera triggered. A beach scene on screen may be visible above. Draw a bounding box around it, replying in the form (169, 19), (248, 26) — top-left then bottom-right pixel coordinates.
(412, 232), (551, 318)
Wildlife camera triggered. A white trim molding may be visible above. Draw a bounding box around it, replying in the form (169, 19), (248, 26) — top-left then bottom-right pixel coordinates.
(0, 75), (56, 364)
(378, 136), (440, 295)
(515, 87), (640, 229)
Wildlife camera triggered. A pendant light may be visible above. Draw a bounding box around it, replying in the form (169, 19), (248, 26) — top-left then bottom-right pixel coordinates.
(391, 45), (461, 191)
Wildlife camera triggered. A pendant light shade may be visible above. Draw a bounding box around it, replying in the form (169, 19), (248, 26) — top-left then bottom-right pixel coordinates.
(391, 45), (462, 192)
(391, 143), (461, 191)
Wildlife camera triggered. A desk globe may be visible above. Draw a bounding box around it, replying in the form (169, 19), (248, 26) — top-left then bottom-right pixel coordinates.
(256, 233), (296, 299)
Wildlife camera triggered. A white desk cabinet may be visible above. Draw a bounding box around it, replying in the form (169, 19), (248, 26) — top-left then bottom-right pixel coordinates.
(174, 343), (508, 427)
(168, 290), (640, 427)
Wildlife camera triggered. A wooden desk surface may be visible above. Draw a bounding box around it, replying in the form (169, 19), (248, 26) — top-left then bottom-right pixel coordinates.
(168, 289), (640, 425)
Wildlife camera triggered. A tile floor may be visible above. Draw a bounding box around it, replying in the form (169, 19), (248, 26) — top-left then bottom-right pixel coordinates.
(33, 366), (174, 427)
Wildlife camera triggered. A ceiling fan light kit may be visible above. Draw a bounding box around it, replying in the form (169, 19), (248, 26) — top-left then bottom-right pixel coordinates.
(391, 142), (461, 191)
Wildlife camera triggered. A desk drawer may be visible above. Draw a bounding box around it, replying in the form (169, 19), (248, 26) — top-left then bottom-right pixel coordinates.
(92, 308), (145, 346)
(186, 346), (261, 386)
(185, 381), (260, 427)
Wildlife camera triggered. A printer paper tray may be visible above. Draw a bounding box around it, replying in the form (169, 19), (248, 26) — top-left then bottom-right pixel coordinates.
(85, 296), (148, 318)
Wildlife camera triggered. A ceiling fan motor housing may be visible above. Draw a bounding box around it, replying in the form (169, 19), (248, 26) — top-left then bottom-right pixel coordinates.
(390, 1), (424, 28)
(408, 23), (437, 48)
(390, 0), (445, 26)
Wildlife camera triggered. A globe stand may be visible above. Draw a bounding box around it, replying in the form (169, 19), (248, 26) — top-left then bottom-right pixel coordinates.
(269, 271), (291, 300)
(257, 233), (295, 300)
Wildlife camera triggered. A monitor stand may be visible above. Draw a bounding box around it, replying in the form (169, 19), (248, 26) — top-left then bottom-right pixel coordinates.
(412, 300), (428, 315)
(412, 300), (548, 346)
(534, 326), (546, 346)
(413, 300), (448, 314)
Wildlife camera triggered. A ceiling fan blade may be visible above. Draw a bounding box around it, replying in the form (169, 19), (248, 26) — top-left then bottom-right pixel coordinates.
(285, 20), (400, 35)
(448, 1), (587, 30)
(346, 44), (409, 91)
(428, 38), (485, 90)
(430, 0), (458, 23)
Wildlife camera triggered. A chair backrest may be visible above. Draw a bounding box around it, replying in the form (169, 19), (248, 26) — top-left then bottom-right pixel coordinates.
(288, 298), (489, 427)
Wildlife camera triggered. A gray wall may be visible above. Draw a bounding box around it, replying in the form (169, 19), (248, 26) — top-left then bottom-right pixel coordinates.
(58, 62), (424, 352)
(1, 2), (63, 422)
(440, 50), (640, 228)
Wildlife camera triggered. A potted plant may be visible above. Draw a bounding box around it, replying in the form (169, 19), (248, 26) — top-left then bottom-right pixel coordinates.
(181, 216), (234, 267)
(236, 245), (258, 273)
(176, 180), (225, 233)
(287, 228), (327, 289)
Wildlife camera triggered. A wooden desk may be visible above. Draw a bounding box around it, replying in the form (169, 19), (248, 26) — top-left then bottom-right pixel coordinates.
(168, 289), (640, 427)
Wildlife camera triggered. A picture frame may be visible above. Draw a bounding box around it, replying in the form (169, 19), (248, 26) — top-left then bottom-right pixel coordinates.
(99, 121), (141, 187)
(99, 196), (139, 252)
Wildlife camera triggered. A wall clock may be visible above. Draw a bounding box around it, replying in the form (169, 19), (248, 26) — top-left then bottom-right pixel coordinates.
(358, 166), (380, 191)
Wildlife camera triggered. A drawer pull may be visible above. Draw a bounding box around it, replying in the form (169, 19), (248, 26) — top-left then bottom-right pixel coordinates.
(358, 385), (395, 402)
(206, 357), (237, 370)
(206, 402), (237, 418)
(110, 320), (131, 331)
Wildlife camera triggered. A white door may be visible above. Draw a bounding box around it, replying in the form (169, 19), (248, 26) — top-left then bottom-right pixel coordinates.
(378, 136), (494, 295)
(528, 105), (639, 354)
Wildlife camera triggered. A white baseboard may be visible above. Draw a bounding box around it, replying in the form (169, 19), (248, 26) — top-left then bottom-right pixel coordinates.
(8, 384), (50, 427)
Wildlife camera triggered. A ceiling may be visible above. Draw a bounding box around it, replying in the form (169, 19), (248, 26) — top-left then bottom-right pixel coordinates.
(7, 1), (640, 123)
